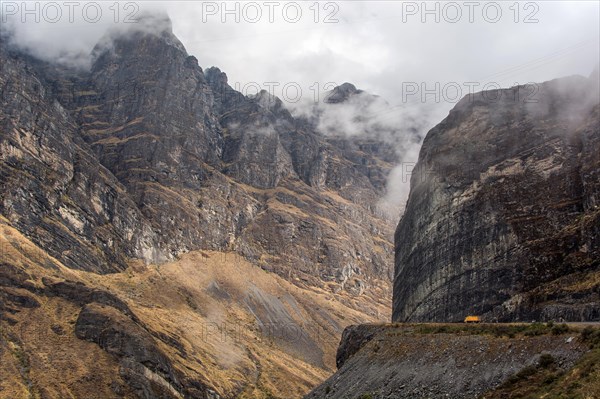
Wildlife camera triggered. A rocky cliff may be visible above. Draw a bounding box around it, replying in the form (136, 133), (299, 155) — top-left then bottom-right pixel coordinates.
(1, 13), (401, 300)
(394, 76), (600, 323)
(305, 75), (600, 399)
(1, 215), (393, 398)
(0, 13), (408, 399)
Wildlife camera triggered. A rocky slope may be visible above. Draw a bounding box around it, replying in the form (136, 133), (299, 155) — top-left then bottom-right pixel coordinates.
(394, 76), (600, 323)
(0, 216), (390, 398)
(0, 12), (408, 399)
(306, 75), (600, 399)
(305, 323), (600, 399)
(0, 37), (160, 274)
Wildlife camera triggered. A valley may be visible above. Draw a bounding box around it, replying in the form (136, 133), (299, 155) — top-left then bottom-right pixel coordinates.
(1, 6), (599, 399)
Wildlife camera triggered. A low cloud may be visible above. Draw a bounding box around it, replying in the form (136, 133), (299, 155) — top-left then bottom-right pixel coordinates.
(289, 85), (446, 218)
(1, 2), (168, 69)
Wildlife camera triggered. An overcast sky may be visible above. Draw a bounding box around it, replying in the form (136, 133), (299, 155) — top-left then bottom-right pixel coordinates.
(3, 1), (598, 112)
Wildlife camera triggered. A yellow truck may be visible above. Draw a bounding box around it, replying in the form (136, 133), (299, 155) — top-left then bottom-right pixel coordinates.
(464, 316), (481, 323)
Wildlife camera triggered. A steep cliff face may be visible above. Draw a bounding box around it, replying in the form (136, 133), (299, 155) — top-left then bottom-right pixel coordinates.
(394, 76), (600, 322)
(0, 13), (411, 399)
(1, 14), (402, 297)
(0, 44), (161, 274)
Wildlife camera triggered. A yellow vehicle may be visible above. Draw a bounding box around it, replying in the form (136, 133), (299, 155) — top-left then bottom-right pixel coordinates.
(464, 316), (481, 323)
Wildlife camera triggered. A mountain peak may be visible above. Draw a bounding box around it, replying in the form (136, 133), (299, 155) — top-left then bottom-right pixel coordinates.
(324, 82), (364, 104)
(135, 10), (174, 32)
(92, 11), (186, 60)
(338, 82), (358, 91)
(206, 67), (228, 85)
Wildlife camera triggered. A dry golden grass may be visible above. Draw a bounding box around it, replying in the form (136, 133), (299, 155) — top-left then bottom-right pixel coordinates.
(0, 217), (389, 398)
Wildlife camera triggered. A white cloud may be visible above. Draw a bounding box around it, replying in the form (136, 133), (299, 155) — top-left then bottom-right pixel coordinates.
(4, 1), (598, 105)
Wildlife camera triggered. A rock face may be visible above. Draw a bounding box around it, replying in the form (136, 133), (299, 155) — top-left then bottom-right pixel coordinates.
(0, 14), (404, 297)
(394, 77), (600, 322)
(0, 42), (162, 274)
(75, 303), (197, 399)
(0, 12), (409, 399)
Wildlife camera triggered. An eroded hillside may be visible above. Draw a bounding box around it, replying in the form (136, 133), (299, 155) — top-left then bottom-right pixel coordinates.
(0, 13), (409, 398)
(0, 216), (389, 398)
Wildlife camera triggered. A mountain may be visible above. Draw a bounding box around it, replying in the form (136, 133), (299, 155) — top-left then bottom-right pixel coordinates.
(5, 11), (598, 399)
(306, 75), (600, 399)
(0, 13), (412, 399)
(393, 76), (600, 323)
(0, 13), (402, 296)
(323, 83), (364, 104)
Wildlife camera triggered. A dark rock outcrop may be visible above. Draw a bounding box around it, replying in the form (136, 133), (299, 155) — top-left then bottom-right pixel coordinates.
(324, 83), (363, 104)
(335, 323), (383, 369)
(42, 277), (137, 319)
(393, 76), (600, 322)
(75, 303), (202, 399)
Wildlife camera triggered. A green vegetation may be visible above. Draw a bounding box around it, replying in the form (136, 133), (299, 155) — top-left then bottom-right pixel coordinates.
(538, 353), (556, 369)
(551, 323), (570, 335)
(581, 326), (600, 348)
